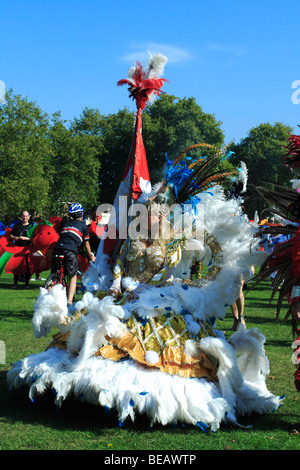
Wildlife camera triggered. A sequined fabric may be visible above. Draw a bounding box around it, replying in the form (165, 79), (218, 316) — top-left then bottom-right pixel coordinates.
(126, 240), (165, 284)
(95, 313), (218, 380)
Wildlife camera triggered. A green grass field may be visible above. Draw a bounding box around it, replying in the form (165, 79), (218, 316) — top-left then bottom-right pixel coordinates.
(0, 269), (299, 451)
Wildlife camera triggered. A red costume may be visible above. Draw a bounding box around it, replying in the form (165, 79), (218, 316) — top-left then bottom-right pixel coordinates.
(0, 217), (90, 278)
(251, 128), (300, 391)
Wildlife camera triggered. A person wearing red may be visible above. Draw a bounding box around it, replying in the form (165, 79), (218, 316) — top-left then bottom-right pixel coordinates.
(250, 129), (300, 391)
(88, 211), (105, 255)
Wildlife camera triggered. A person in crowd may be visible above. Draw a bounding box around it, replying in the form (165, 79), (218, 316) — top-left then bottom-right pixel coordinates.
(230, 266), (255, 331)
(10, 210), (34, 288)
(51, 203), (95, 305)
(87, 211), (103, 255)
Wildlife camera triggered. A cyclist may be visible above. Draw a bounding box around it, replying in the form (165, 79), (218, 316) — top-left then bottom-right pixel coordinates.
(51, 203), (95, 305)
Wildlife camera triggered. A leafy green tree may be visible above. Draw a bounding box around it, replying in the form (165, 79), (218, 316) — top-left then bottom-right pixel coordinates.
(229, 122), (294, 218)
(71, 107), (105, 136)
(74, 95), (228, 204)
(49, 112), (101, 215)
(97, 109), (138, 204)
(71, 107), (135, 205)
(143, 94), (226, 182)
(0, 90), (54, 223)
(0, 91), (239, 223)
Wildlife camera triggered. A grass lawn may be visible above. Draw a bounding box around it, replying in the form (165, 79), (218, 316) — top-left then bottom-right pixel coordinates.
(0, 269), (299, 452)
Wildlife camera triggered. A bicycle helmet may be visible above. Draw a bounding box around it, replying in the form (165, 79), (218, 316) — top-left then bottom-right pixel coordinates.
(68, 203), (84, 218)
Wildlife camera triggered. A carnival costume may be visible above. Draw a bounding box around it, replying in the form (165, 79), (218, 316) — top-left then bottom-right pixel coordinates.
(7, 54), (284, 431)
(248, 129), (300, 391)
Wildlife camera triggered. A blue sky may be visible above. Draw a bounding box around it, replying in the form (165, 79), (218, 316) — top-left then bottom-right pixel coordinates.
(1, 0), (300, 143)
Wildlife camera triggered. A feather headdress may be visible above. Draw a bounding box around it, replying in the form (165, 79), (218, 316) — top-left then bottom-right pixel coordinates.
(283, 126), (300, 172)
(117, 53), (168, 110)
(253, 128), (300, 222)
(160, 143), (237, 206)
(253, 182), (300, 222)
(247, 128), (300, 329)
(248, 180), (299, 322)
(147, 143), (238, 218)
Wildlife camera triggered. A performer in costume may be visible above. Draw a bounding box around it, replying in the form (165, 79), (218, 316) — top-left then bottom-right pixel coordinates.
(248, 129), (300, 391)
(7, 54), (284, 431)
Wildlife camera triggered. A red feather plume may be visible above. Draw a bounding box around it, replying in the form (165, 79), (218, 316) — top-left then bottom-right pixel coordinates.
(283, 126), (300, 169)
(117, 62), (168, 110)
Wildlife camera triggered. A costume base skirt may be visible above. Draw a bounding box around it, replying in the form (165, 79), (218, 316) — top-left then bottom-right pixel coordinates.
(7, 326), (284, 433)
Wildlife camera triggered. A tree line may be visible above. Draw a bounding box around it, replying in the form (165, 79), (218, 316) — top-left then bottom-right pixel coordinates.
(0, 89), (294, 224)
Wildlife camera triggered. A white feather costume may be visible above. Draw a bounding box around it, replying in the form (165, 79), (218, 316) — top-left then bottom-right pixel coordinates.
(7, 184), (284, 432)
(7, 55), (284, 432)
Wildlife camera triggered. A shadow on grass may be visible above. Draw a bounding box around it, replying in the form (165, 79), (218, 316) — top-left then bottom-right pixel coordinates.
(0, 370), (122, 434)
(245, 285), (273, 292)
(0, 281), (44, 290)
(220, 315), (291, 332)
(0, 310), (34, 322)
(246, 315), (289, 325)
(0, 369), (297, 438)
(0, 369), (165, 436)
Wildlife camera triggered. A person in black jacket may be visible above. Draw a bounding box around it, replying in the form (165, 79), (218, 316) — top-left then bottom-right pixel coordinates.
(51, 203), (95, 305)
(10, 210), (34, 288)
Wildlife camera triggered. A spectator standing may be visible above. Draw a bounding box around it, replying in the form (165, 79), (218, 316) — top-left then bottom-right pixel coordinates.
(10, 210), (34, 288)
